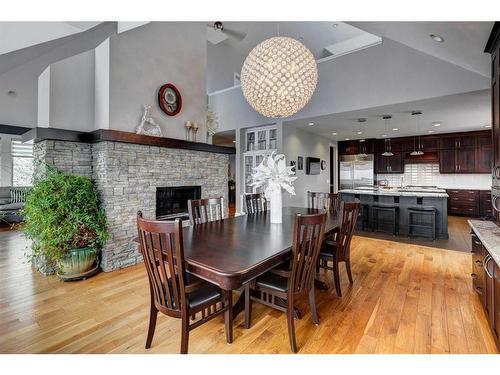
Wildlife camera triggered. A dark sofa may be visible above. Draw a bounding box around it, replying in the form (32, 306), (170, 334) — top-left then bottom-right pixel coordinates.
(0, 187), (29, 224)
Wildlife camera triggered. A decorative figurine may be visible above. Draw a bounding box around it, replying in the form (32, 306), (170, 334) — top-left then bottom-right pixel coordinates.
(136, 105), (163, 137)
(192, 122), (199, 142)
(206, 107), (219, 143)
(185, 121), (193, 141)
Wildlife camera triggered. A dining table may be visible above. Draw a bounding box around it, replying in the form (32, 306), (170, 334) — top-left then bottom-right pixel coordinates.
(181, 206), (340, 318)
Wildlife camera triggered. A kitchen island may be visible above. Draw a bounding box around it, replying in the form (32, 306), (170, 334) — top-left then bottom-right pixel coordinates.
(339, 187), (449, 239)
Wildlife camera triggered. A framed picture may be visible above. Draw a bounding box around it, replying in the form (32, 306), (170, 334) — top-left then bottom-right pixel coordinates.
(297, 156), (303, 171)
(290, 160), (296, 173)
(158, 83), (182, 116)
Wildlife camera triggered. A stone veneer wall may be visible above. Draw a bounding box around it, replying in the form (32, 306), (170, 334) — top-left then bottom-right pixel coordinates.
(33, 140), (92, 178)
(33, 139), (229, 272)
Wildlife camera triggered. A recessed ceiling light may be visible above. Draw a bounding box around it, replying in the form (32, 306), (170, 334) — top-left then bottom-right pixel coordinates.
(432, 122), (441, 127)
(308, 122), (314, 126)
(392, 128), (399, 131)
(232, 140), (236, 143)
(345, 137), (350, 140)
(332, 23), (339, 28)
(332, 132), (337, 136)
(381, 134), (388, 138)
(485, 124), (492, 128)
(428, 130), (435, 133)
(7, 90), (16, 97)
(430, 34), (444, 43)
(356, 131), (363, 135)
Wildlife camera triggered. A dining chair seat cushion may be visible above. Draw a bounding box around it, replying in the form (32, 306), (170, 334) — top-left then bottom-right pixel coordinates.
(187, 282), (222, 310)
(319, 240), (338, 259)
(256, 272), (289, 293)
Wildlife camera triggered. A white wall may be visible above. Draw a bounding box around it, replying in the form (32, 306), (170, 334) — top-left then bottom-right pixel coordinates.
(0, 134), (18, 186)
(48, 50), (95, 132)
(0, 22), (116, 128)
(94, 38), (110, 129)
(282, 125), (334, 207)
(108, 22), (207, 141)
(37, 66), (50, 127)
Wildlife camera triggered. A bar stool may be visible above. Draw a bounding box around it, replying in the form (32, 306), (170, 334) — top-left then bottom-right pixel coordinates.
(371, 204), (399, 235)
(407, 206), (437, 240)
(358, 203), (369, 231)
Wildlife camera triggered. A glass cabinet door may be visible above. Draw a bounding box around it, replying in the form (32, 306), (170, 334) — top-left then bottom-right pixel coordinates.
(269, 129), (277, 150)
(246, 132), (255, 152)
(245, 155), (254, 193)
(257, 130), (267, 150)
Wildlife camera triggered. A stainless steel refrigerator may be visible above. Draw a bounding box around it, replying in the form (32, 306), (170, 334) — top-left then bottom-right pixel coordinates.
(339, 154), (374, 190)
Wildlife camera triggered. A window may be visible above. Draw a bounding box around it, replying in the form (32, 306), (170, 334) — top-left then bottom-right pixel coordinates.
(11, 140), (34, 186)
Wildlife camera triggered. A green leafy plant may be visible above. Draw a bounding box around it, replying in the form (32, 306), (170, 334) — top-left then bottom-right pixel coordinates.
(23, 164), (108, 266)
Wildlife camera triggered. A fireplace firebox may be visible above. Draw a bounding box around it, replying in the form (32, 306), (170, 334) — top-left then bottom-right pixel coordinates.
(156, 186), (201, 221)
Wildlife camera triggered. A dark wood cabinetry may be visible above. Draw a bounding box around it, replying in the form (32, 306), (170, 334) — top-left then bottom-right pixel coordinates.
(470, 231), (500, 349)
(480, 190), (493, 218)
(447, 189), (480, 217)
(486, 22), (500, 223)
(375, 152), (403, 174)
(339, 130), (492, 175)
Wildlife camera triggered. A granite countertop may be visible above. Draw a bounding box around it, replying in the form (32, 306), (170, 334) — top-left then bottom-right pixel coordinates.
(338, 188), (449, 198)
(468, 220), (500, 266)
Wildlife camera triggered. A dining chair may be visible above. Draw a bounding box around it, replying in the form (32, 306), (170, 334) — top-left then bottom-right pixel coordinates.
(188, 197), (224, 226)
(245, 211), (327, 352)
(136, 211), (233, 354)
(317, 201), (359, 297)
(244, 193), (268, 214)
(307, 191), (340, 213)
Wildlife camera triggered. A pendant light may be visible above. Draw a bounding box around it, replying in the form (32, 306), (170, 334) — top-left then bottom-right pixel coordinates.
(382, 115), (394, 156)
(410, 111), (424, 156)
(357, 118), (368, 157)
(240, 24), (318, 118)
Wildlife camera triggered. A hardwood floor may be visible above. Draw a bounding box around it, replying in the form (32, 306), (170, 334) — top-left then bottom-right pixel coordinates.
(0, 228), (497, 354)
(356, 215), (473, 253)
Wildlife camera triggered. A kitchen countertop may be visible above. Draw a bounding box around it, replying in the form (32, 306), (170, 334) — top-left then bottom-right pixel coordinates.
(468, 219), (500, 266)
(339, 188), (449, 198)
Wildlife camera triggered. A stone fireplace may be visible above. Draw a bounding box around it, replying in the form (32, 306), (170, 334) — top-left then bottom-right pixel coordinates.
(33, 135), (230, 272)
(156, 185), (201, 221)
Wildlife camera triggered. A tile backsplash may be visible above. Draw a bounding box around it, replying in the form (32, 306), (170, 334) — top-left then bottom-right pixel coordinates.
(376, 163), (491, 189)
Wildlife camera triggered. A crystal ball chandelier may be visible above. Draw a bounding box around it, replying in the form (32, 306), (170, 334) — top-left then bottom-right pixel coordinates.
(240, 36), (318, 118)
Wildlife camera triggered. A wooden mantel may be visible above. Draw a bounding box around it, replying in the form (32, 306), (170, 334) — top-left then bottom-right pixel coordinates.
(22, 127), (235, 155)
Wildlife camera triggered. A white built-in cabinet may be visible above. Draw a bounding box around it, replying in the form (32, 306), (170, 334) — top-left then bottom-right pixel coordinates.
(243, 125), (278, 194)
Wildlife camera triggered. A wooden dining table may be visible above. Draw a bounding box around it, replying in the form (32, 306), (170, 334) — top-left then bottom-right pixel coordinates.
(182, 206), (339, 317)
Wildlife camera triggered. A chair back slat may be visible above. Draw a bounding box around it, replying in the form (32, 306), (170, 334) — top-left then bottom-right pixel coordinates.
(337, 201), (360, 260)
(188, 197), (224, 225)
(137, 211), (187, 314)
(307, 191), (340, 213)
(244, 193), (268, 214)
(289, 212), (326, 294)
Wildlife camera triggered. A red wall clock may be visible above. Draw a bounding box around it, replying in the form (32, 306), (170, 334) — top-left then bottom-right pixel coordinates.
(158, 83), (182, 116)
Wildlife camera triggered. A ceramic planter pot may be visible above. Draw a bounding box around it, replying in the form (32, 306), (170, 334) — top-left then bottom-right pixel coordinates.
(57, 246), (99, 281)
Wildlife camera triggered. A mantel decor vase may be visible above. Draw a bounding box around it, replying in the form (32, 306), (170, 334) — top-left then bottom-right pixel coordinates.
(250, 151), (297, 225)
(270, 188), (283, 224)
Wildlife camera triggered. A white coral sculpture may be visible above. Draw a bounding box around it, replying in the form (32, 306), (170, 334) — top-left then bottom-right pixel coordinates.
(206, 107), (219, 136)
(251, 151), (297, 199)
(136, 105), (163, 137)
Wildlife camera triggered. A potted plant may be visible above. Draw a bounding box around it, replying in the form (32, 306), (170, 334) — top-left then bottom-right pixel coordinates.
(23, 165), (108, 281)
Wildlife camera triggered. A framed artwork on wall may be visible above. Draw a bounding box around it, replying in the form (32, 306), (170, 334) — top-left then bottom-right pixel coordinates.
(297, 156), (303, 171)
(158, 83), (182, 116)
(290, 160), (296, 173)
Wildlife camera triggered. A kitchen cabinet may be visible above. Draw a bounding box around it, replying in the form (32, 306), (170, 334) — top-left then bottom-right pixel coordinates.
(471, 233), (486, 307)
(476, 133), (493, 173)
(447, 189), (479, 217)
(339, 140), (359, 155)
(470, 229), (500, 349)
(375, 152), (403, 174)
(480, 190), (493, 218)
(439, 133), (477, 173)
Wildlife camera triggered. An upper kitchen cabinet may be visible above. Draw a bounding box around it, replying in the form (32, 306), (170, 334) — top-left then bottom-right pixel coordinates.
(476, 133), (493, 173)
(338, 139), (375, 155)
(485, 22), (500, 184)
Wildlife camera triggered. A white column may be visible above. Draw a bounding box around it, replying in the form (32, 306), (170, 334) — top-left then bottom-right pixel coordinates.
(0, 135), (14, 186)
